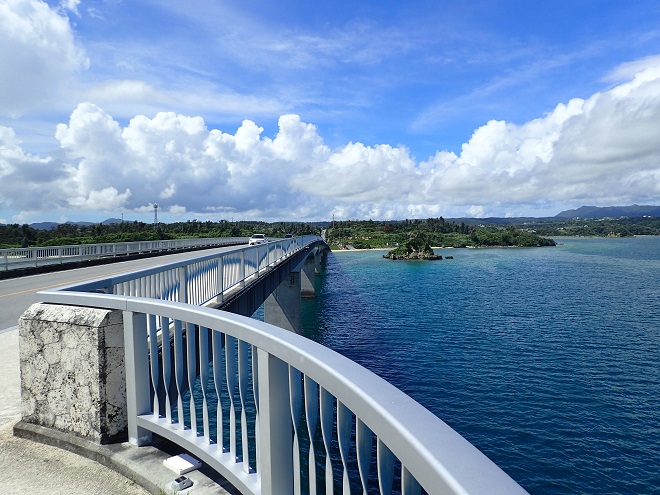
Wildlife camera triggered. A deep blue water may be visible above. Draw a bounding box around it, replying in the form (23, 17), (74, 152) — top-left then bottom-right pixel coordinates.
(298, 237), (660, 495)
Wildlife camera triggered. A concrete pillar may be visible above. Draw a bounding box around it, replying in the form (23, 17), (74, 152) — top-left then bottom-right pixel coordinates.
(301, 256), (315, 298)
(264, 271), (302, 333)
(314, 251), (322, 275)
(18, 303), (127, 443)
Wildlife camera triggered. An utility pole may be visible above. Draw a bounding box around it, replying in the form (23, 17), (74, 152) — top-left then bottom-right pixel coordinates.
(153, 203), (159, 229)
(332, 213), (335, 245)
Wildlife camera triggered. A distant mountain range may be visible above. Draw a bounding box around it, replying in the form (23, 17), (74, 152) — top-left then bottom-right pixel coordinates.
(29, 218), (123, 230)
(19, 206), (659, 230)
(554, 205), (660, 219)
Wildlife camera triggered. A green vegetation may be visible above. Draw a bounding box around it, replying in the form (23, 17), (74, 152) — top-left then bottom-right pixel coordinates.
(384, 232), (441, 259)
(515, 216), (660, 237)
(0, 220), (319, 249)
(327, 218), (556, 248)
(1, 214), (657, 250)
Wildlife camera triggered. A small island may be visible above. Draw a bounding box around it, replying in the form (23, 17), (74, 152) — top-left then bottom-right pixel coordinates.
(383, 232), (442, 260)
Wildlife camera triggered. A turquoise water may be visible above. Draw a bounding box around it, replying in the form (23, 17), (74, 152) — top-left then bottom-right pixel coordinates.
(300, 237), (660, 494)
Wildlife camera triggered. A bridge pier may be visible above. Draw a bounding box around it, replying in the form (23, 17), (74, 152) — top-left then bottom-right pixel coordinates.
(301, 255), (316, 298)
(314, 250), (322, 275)
(264, 248), (327, 332)
(264, 271), (302, 334)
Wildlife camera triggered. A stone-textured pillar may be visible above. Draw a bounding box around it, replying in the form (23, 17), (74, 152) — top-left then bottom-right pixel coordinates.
(264, 272), (302, 333)
(18, 303), (127, 443)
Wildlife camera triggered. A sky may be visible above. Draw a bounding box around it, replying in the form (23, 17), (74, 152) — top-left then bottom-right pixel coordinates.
(1, 0), (660, 224)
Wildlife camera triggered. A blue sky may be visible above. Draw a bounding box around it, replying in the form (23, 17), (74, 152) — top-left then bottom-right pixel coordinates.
(1, 0), (660, 223)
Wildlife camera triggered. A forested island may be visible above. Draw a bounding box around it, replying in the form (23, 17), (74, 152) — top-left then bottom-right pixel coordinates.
(325, 214), (660, 249)
(1, 214), (658, 250)
(326, 218), (556, 249)
(383, 232), (443, 260)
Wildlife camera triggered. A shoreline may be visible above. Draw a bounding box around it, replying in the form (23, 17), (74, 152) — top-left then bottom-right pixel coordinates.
(330, 246), (459, 252)
(330, 248), (389, 253)
(330, 245), (544, 252)
(327, 235), (654, 253)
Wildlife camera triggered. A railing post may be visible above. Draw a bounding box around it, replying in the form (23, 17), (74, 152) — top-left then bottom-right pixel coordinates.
(240, 250), (246, 288)
(257, 349), (293, 495)
(217, 257), (224, 303)
(178, 265), (188, 303)
(123, 310), (153, 446)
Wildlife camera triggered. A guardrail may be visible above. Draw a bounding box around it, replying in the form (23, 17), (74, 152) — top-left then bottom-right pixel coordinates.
(37, 236), (527, 495)
(54, 236), (317, 307)
(0, 237), (247, 271)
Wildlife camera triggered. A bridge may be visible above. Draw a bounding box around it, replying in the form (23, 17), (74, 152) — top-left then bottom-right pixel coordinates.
(14, 236), (527, 495)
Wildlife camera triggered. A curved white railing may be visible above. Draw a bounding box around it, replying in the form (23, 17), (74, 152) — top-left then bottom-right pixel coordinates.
(0, 237), (247, 271)
(54, 236), (317, 306)
(37, 237), (527, 495)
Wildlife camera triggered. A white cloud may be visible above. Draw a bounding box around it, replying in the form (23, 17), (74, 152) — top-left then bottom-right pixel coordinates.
(467, 205), (486, 218)
(290, 142), (417, 202)
(59, 0), (80, 17)
(0, 126), (71, 212)
(420, 61), (660, 210)
(604, 55), (660, 83)
(79, 77), (287, 127)
(69, 187), (132, 210)
(0, 0), (88, 116)
(168, 205), (187, 215)
(85, 80), (161, 103)
(1, 55), (660, 221)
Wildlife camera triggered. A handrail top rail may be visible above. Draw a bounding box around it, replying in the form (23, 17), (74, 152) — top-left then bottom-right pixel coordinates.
(36, 288), (525, 495)
(0, 236), (248, 254)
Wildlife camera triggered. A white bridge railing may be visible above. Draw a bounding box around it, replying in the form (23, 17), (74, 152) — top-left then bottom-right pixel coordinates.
(37, 237), (527, 495)
(1, 237), (247, 271)
(52, 236), (316, 307)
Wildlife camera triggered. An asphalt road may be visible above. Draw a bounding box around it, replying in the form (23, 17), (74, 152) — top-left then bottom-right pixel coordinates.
(0, 245), (239, 331)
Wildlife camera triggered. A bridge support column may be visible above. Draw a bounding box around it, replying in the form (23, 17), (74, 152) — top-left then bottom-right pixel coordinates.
(264, 271), (302, 333)
(301, 255), (316, 298)
(18, 303), (127, 443)
(314, 251), (322, 275)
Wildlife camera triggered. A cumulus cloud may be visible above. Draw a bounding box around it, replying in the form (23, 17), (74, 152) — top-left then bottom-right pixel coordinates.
(1, 55), (660, 221)
(290, 142), (417, 202)
(0, 126), (72, 212)
(0, 0), (88, 116)
(418, 58), (660, 213)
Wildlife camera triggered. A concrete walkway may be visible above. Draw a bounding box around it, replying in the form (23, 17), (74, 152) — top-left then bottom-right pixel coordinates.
(0, 327), (233, 495)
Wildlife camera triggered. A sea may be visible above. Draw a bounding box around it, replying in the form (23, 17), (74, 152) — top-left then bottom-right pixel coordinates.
(295, 236), (660, 494)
